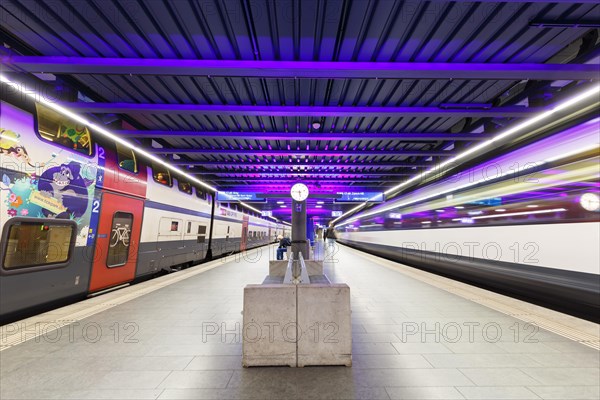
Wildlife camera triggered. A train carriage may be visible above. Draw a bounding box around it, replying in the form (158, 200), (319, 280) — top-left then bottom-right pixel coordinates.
(0, 97), (277, 322)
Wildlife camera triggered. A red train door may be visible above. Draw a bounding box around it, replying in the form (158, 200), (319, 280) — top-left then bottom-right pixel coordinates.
(89, 192), (144, 292)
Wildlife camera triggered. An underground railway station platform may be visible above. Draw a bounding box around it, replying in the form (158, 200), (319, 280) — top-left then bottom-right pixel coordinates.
(1, 0), (600, 399)
(1, 243), (598, 400)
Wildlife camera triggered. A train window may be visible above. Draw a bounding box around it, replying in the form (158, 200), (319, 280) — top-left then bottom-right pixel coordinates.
(197, 225), (207, 243)
(195, 186), (207, 200)
(107, 212), (133, 268)
(171, 221), (179, 232)
(35, 103), (94, 156)
(2, 220), (75, 270)
(151, 163), (172, 187)
(116, 143), (137, 173)
(178, 179), (192, 195)
(187, 221), (192, 234)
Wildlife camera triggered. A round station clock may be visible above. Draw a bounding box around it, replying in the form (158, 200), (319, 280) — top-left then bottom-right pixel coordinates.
(290, 183), (309, 202)
(580, 192), (600, 212)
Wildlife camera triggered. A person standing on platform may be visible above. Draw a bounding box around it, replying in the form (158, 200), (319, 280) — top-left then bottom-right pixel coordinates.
(326, 228), (337, 247)
(276, 235), (292, 260)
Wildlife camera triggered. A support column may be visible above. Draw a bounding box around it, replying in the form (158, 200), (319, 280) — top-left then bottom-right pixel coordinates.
(291, 200), (310, 259)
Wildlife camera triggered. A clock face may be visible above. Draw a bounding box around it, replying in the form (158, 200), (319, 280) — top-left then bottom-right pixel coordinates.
(290, 183), (309, 202)
(580, 192), (600, 212)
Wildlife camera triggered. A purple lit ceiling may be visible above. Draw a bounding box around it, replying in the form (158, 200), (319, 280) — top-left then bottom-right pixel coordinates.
(1, 0), (599, 220)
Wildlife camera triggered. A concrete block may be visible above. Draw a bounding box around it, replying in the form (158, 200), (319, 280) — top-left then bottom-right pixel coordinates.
(304, 260), (324, 276)
(242, 284), (297, 367)
(297, 284), (352, 367)
(268, 261), (288, 276)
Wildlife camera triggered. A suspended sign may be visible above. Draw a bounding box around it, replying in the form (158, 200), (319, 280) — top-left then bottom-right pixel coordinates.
(261, 210), (273, 217)
(335, 191), (384, 203)
(331, 211), (343, 217)
(216, 192), (265, 202)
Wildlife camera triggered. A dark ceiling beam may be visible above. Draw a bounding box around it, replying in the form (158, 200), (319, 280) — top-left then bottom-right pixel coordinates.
(4, 56), (598, 80)
(217, 183), (391, 188)
(172, 160), (432, 168)
(116, 130), (491, 141)
(150, 148), (455, 157)
(213, 178), (399, 183)
(191, 171), (412, 177)
(61, 102), (540, 117)
(446, 0), (598, 3)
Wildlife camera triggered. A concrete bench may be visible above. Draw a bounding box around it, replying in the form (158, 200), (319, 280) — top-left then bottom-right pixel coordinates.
(243, 253), (352, 367)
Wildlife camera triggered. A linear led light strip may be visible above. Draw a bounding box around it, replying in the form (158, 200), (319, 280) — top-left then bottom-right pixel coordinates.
(331, 84), (600, 226)
(0, 74), (281, 220)
(337, 141), (599, 228)
(451, 208), (567, 221)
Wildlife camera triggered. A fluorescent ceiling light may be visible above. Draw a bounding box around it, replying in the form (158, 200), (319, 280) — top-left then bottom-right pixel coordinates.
(0, 74), (270, 217)
(452, 208), (566, 220)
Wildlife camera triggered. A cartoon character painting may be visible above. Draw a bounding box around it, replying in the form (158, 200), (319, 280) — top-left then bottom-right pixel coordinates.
(0, 129), (39, 168)
(36, 161), (94, 219)
(1, 101), (103, 246)
(3, 129), (96, 222)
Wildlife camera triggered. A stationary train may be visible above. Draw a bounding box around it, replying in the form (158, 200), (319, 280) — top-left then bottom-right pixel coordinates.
(0, 98), (288, 323)
(336, 117), (600, 321)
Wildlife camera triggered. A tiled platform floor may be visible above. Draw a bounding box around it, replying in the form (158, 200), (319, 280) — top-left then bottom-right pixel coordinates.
(1, 244), (598, 399)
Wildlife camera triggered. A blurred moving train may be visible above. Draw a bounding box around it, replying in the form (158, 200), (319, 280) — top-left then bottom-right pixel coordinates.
(336, 118), (600, 321)
(0, 98), (288, 323)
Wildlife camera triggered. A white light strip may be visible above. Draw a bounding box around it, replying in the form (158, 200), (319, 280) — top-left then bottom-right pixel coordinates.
(338, 161), (543, 226)
(451, 208), (567, 221)
(337, 142), (600, 228)
(0, 74), (270, 216)
(331, 84), (600, 226)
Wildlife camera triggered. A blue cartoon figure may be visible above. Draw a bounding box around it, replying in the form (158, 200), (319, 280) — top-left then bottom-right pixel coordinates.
(37, 161), (93, 219)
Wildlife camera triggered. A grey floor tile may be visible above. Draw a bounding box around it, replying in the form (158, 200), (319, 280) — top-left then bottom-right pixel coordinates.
(494, 341), (560, 354)
(386, 386), (465, 400)
(352, 333), (402, 343)
(457, 386), (540, 399)
(424, 353), (541, 368)
(149, 344), (241, 357)
(92, 371), (172, 389)
(352, 342), (399, 355)
(0, 389), (80, 400)
(105, 356), (194, 371)
(444, 342), (507, 354)
(352, 354), (432, 369)
(527, 385), (600, 400)
(392, 342), (452, 354)
(295, 386), (391, 400)
(540, 341), (599, 353)
(459, 368), (541, 386)
(353, 368), (474, 387)
(520, 367), (600, 386)
(158, 370), (234, 389)
(67, 389), (164, 399)
(185, 356), (243, 370)
(526, 352), (600, 368)
(157, 389), (222, 399)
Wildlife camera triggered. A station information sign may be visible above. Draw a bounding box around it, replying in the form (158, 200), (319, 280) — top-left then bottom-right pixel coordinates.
(216, 191), (265, 202)
(335, 191), (384, 203)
